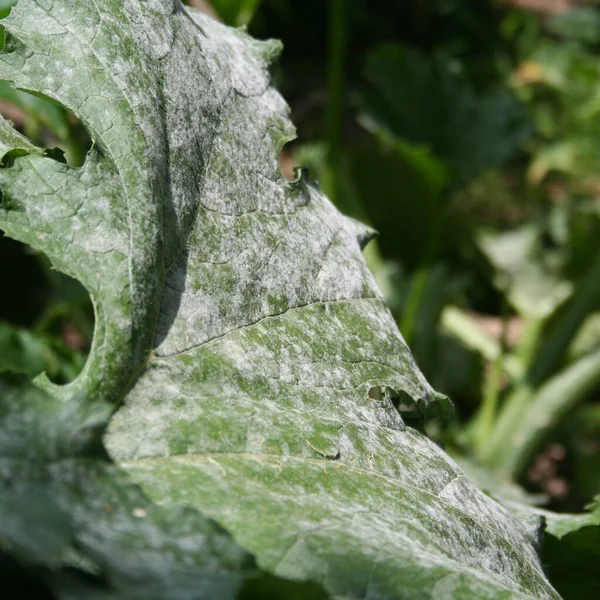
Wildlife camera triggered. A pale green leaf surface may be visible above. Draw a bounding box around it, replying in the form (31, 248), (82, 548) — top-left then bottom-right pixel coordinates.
(478, 226), (572, 319)
(547, 7), (600, 44)
(481, 347), (600, 476)
(0, 382), (327, 599)
(0, 2), (558, 599)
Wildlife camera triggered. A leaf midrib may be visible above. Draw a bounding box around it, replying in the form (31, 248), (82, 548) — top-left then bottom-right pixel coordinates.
(121, 451), (508, 540)
(153, 296), (383, 358)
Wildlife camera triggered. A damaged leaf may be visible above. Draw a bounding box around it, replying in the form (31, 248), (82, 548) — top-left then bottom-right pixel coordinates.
(0, 382), (327, 599)
(0, 2), (560, 598)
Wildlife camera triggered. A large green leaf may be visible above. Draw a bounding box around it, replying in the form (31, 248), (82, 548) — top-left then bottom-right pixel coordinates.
(0, 2), (559, 598)
(359, 44), (533, 184)
(0, 382), (324, 599)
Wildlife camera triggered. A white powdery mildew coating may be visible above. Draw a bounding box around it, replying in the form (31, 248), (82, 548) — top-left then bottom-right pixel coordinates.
(0, 2), (558, 599)
(112, 299), (427, 462)
(155, 184), (380, 355)
(122, 454), (548, 600)
(150, 11), (374, 357)
(0, 0), (173, 400)
(111, 10), (555, 595)
(438, 474), (544, 568)
(0, 114), (40, 157)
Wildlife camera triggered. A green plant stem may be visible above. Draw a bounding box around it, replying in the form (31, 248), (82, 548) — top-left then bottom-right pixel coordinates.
(482, 347), (600, 477)
(478, 251), (600, 476)
(441, 306), (523, 381)
(474, 355), (504, 455)
(66, 129), (87, 168)
(472, 302), (509, 456)
(400, 197), (446, 345)
(326, 0), (347, 205)
(514, 316), (544, 372)
(400, 266), (428, 345)
(528, 249), (600, 387)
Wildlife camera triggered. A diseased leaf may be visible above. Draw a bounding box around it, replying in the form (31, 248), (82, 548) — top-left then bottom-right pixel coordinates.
(0, 2), (560, 599)
(0, 382), (328, 600)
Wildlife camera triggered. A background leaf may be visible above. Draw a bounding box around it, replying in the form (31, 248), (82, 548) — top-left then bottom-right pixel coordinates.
(207, 0), (264, 26)
(359, 43), (533, 184)
(505, 498), (600, 600)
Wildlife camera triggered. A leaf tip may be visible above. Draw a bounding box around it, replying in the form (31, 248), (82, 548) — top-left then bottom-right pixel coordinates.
(345, 216), (378, 250)
(258, 38), (283, 67)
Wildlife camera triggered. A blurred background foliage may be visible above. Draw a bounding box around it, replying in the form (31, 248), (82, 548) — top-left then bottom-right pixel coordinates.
(1, 0), (599, 526)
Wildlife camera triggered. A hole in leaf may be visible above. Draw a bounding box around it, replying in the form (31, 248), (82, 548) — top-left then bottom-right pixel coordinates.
(391, 388), (421, 417)
(0, 83), (92, 167)
(0, 235), (94, 385)
(0, 1), (19, 53)
(368, 385), (383, 401)
(279, 141), (298, 181)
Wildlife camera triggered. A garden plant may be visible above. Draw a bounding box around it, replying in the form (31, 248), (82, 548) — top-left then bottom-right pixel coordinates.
(0, 1), (599, 599)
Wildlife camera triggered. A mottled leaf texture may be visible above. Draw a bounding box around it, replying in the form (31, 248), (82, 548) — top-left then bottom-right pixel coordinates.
(0, 383), (326, 599)
(0, 2), (559, 599)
